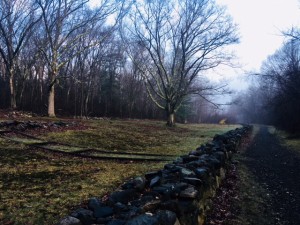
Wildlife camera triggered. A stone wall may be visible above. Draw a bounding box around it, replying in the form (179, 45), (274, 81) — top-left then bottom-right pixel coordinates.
(58, 125), (251, 225)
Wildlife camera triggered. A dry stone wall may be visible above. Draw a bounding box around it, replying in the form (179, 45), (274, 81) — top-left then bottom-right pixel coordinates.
(57, 125), (251, 225)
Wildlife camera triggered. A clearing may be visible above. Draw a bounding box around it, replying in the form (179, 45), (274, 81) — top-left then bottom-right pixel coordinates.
(0, 117), (238, 225)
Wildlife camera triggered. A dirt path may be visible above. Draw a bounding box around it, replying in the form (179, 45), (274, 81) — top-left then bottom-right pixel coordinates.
(242, 126), (300, 225)
(206, 126), (300, 225)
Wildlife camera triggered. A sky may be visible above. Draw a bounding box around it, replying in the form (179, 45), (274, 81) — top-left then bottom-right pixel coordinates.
(89, 0), (300, 91)
(217, 0), (300, 91)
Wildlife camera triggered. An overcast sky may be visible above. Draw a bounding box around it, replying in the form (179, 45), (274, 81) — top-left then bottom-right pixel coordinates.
(217, 0), (300, 90)
(89, 0), (300, 91)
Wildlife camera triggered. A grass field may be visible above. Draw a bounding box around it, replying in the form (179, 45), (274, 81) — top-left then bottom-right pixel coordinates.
(0, 119), (239, 225)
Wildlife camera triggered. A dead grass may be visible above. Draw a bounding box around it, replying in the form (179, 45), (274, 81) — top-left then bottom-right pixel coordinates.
(0, 119), (239, 225)
(44, 120), (238, 155)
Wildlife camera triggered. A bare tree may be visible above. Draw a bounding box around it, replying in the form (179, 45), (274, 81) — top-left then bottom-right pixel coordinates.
(36, 0), (123, 117)
(125, 0), (238, 126)
(259, 40), (300, 132)
(0, 0), (40, 109)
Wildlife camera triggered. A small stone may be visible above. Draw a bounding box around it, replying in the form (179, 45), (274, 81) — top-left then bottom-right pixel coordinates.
(183, 177), (202, 186)
(109, 189), (138, 204)
(195, 168), (209, 180)
(145, 171), (161, 180)
(114, 202), (128, 213)
(189, 150), (202, 156)
(150, 176), (160, 187)
(207, 157), (221, 169)
(164, 164), (177, 171)
(153, 185), (173, 195)
(179, 186), (198, 199)
(160, 200), (180, 213)
(122, 177), (145, 191)
(156, 210), (178, 225)
(180, 155), (199, 163)
(94, 206), (114, 218)
(125, 214), (158, 225)
(70, 208), (94, 225)
(57, 216), (82, 225)
(88, 197), (103, 211)
(107, 219), (126, 225)
(212, 152), (225, 164)
(133, 177), (146, 191)
(141, 200), (161, 212)
(176, 166), (195, 177)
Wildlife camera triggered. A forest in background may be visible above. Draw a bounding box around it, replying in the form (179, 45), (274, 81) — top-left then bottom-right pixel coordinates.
(0, 0), (238, 125)
(233, 37), (300, 133)
(1, 0), (300, 131)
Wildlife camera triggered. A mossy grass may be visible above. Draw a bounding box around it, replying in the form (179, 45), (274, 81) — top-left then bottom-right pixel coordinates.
(273, 128), (300, 154)
(0, 119), (239, 225)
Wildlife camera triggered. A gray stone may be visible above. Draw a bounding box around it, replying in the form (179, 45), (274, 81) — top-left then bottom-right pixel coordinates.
(189, 150), (203, 156)
(212, 151), (226, 164)
(133, 176), (146, 191)
(183, 177), (202, 186)
(207, 157), (221, 169)
(150, 176), (160, 187)
(156, 210), (178, 225)
(94, 206), (114, 218)
(164, 164), (177, 170)
(141, 200), (161, 212)
(107, 220), (126, 225)
(70, 208), (94, 225)
(114, 202), (128, 213)
(180, 155), (199, 163)
(122, 177), (145, 191)
(145, 171), (161, 180)
(57, 216), (82, 225)
(176, 166), (195, 177)
(109, 189), (138, 204)
(96, 217), (111, 224)
(87, 197), (103, 211)
(179, 186), (198, 199)
(153, 185), (173, 195)
(125, 214), (158, 225)
(160, 200), (180, 213)
(195, 168), (209, 180)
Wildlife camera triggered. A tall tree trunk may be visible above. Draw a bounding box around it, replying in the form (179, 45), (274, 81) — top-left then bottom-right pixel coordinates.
(167, 112), (175, 127)
(166, 102), (175, 127)
(48, 83), (55, 117)
(9, 71), (16, 109)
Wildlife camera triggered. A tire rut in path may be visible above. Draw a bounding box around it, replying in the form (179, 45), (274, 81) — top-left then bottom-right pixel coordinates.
(244, 126), (300, 225)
